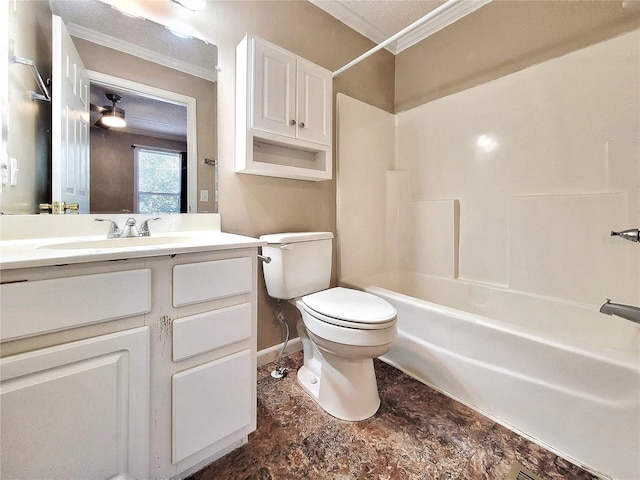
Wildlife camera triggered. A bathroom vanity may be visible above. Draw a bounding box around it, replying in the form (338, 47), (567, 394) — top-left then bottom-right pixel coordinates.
(0, 214), (262, 479)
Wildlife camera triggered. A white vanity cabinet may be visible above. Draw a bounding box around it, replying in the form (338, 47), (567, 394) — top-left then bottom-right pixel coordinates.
(0, 242), (259, 480)
(146, 249), (258, 479)
(0, 261), (152, 480)
(1, 327), (150, 480)
(236, 33), (332, 181)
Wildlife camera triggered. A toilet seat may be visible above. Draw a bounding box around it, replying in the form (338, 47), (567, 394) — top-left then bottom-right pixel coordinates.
(301, 287), (396, 330)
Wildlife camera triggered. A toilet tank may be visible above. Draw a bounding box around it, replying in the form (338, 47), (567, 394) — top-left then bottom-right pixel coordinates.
(259, 232), (333, 299)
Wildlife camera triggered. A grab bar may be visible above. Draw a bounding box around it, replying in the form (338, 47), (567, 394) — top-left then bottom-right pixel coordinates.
(12, 56), (51, 102)
(599, 299), (640, 324)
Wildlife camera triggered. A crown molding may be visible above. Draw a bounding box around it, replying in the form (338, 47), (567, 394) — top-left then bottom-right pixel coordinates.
(310, 0), (492, 55)
(395, 0), (492, 53)
(66, 23), (217, 82)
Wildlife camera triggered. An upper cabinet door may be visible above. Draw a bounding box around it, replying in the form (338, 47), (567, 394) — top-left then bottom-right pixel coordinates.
(51, 14), (90, 213)
(251, 38), (296, 138)
(296, 58), (332, 145)
(250, 37), (332, 146)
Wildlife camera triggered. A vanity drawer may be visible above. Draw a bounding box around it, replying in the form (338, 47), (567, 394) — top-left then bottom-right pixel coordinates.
(1, 269), (151, 341)
(172, 303), (252, 362)
(172, 257), (252, 307)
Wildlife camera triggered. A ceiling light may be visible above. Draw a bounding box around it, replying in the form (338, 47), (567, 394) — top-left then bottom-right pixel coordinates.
(171, 0), (206, 11)
(97, 93), (126, 129)
(101, 111), (126, 128)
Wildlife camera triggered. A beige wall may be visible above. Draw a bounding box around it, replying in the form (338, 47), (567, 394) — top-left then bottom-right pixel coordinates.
(90, 128), (186, 213)
(200, 1), (394, 350)
(395, 0), (640, 112)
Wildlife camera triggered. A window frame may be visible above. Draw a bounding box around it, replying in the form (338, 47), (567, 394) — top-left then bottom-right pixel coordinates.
(133, 145), (184, 214)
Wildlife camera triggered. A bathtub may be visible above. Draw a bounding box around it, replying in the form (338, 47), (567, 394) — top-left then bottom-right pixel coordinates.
(343, 272), (640, 480)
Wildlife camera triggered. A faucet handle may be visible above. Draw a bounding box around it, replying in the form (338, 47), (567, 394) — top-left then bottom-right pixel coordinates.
(139, 217), (161, 236)
(95, 218), (121, 238)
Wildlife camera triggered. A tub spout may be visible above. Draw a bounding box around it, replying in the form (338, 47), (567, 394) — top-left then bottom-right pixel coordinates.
(599, 299), (640, 324)
(610, 228), (639, 242)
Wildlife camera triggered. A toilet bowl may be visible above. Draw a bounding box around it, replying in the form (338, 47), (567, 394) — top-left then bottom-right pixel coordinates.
(295, 287), (396, 421)
(259, 232), (397, 421)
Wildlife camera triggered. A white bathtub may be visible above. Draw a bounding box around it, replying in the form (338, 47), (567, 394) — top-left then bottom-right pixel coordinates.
(343, 272), (640, 480)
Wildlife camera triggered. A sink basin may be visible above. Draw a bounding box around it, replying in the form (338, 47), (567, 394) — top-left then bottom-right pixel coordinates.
(40, 235), (200, 250)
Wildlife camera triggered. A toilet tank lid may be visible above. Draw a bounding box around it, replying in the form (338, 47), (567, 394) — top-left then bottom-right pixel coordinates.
(259, 232), (334, 244)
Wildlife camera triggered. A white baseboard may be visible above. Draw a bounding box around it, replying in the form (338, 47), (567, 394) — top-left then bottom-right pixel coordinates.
(257, 337), (302, 367)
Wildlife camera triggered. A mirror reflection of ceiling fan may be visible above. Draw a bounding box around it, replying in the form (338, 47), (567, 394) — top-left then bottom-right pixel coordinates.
(91, 93), (126, 129)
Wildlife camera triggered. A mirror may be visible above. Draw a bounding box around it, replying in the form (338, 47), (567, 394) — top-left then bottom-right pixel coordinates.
(88, 72), (193, 214)
(3, 0), (218, 214)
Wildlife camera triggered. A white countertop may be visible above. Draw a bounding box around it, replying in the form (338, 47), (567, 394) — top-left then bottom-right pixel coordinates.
(0, 214), (264, 270)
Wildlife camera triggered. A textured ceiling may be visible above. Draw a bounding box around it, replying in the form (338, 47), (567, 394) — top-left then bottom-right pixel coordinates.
(51, 0), (217, 74)
(340, 0), (445, 38)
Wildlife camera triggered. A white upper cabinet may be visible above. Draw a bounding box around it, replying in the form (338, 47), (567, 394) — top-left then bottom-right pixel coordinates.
(236, 34), (332, 181)
(251, 39), (296, 138)
(252, 39), (331, 145)
(295, 58), (332, 145)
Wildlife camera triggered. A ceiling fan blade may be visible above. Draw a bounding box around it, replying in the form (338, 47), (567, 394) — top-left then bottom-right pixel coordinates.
(90, 103), (107, 113)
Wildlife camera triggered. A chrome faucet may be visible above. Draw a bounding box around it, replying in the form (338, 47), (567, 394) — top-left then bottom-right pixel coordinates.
(121, 218), (141, 238)
(95, 217), (161, 238)
(599, 299), (640, 325)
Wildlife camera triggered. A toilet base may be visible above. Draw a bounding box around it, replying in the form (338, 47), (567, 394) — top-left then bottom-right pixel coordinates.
(297, 364), (321, 403)
(297, 351), (381, 421)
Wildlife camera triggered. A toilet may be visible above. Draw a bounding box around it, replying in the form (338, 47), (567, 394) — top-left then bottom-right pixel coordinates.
(260, 232), (397, 421)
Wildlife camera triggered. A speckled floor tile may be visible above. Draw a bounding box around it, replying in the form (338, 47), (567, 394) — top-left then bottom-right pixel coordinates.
(189, 352), (598, 480)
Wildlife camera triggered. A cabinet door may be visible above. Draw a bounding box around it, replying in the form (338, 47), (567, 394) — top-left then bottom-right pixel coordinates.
(0, 327), (149, 480)
(252, 38), (296, 137)
(172, 349), (253, 463)
(296, 58), (332, 145)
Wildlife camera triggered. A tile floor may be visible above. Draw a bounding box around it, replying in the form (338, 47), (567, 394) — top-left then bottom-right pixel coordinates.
(190, 352), (598, 480)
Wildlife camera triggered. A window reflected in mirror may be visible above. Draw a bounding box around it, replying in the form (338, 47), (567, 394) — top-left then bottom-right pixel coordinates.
(134, 146), (187, 214)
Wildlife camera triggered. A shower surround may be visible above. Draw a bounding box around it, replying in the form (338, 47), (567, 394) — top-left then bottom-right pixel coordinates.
(337, 29), (640, 479)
